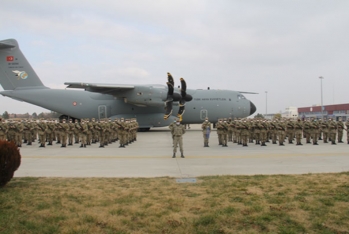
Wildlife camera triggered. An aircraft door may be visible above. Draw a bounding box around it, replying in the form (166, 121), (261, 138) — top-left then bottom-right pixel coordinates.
(98, 105), (107, 120)
(200, 109), (208, 120)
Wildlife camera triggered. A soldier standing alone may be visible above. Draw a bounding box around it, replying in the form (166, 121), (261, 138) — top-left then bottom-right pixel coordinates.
(171, 119), (185, 158)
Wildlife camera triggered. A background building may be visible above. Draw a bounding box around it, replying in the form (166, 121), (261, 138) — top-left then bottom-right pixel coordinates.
(298, 103), (349, 121)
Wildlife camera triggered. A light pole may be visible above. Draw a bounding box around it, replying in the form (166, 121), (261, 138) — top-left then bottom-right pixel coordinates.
(265, 91), (268, 115)
(319, 76), (324, 120)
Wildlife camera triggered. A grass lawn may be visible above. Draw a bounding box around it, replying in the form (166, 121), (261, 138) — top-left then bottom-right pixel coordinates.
(1, 173), (349, 234)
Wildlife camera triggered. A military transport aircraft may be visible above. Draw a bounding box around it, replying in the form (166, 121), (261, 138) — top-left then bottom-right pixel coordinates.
(0, 39), (256, 130)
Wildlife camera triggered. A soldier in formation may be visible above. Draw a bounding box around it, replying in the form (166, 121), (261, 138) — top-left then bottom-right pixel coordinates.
(0, 117), (139, 148)
(211, 117), (348, 148)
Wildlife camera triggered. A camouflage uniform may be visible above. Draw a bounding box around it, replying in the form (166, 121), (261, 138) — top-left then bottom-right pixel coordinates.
(310, 119), (320, 145)
(337, 119), (344, 143)
(201, 118), (211, 147)
(303, 119), (312, 144)
(74, 119), (80, 144)
(96, 120), (106, 148)
(78, 120), (88, 148)
(253, 120), (261, 145)
(286, 120), (295, 144)
(321, 120), (329, 143)
(269, 120), (278, 144)
(22, 120), (30, 144)
(0, 118), (8, 140)
(57, 119), (69, 147)
(171, 120), (185, 158)
(276, 120), (286, 146)
(294, 119), (303, 145)
(117, 118), (127, 148)
(37, 120), (48, 147)
(260, 120), (269, 146)
(240, 120), (250, 147)
(6, 120), (15, 142)
(67, 119), (75, 145)
(227, 118), (233, 142)
(216, 120), (225, 146)
(91, 118), (99, 143)
(328, 119), (337, 145)
(14, 120), (24, 147)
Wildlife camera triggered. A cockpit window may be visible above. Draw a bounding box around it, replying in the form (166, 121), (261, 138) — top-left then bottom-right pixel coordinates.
(237, 94), (246, 99)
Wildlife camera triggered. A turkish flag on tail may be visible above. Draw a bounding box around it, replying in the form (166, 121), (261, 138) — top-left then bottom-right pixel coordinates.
(6, 56), (14, 61)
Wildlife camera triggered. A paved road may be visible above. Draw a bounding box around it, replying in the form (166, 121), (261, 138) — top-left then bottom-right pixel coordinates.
(14, 125), (349, 178)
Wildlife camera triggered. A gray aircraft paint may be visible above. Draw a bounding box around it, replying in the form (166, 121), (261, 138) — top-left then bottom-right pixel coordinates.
(0, 39), (256, 129)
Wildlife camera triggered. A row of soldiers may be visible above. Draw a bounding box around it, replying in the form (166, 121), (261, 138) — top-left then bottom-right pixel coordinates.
(0, 117), (138, 148)
(202, 117), (349, 147)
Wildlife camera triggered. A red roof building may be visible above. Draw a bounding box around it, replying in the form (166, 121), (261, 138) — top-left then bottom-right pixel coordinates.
(298, 103), (349, 120)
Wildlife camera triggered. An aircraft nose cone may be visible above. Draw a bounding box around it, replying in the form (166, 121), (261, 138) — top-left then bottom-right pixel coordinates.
(250, 101), (256, 115)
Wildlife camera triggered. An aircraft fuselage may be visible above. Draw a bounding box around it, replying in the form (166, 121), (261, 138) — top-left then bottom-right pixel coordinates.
(1, 86), (255, 128)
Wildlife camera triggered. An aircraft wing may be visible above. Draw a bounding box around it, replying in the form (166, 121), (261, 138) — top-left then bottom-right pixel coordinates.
(237, 91), (258, 94)
(64, 82), (134, 95)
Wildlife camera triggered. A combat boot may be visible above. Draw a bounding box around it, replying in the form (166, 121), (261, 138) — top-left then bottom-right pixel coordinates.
(172, 153), (176, 158)
(181, 153), (185, 158)
(79, 144), (84, 148)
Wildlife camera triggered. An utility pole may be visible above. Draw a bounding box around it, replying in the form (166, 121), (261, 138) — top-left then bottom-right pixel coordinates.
(265, 91), (268, 115)
(319, 76), (324, 120)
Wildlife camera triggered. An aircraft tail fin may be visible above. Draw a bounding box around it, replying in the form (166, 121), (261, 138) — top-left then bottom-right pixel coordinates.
(0, 39), (45, 90)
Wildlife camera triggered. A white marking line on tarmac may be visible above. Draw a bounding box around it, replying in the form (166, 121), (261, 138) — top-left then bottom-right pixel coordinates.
(174, 157), (185, 177)
(22, 152), (349, 159)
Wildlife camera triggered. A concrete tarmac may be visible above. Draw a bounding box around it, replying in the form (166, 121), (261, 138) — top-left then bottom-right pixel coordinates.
(15, 124), (349, 178)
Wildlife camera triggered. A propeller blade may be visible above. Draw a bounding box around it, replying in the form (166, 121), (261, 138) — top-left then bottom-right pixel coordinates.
(164, 72), (174, 120)
(164, 101), (173, 120)
(177, 78), (187, 121)
(180, 78), (187, 97)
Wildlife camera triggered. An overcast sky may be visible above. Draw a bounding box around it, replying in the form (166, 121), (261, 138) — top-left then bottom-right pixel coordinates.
(1, 0), (348, 116)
